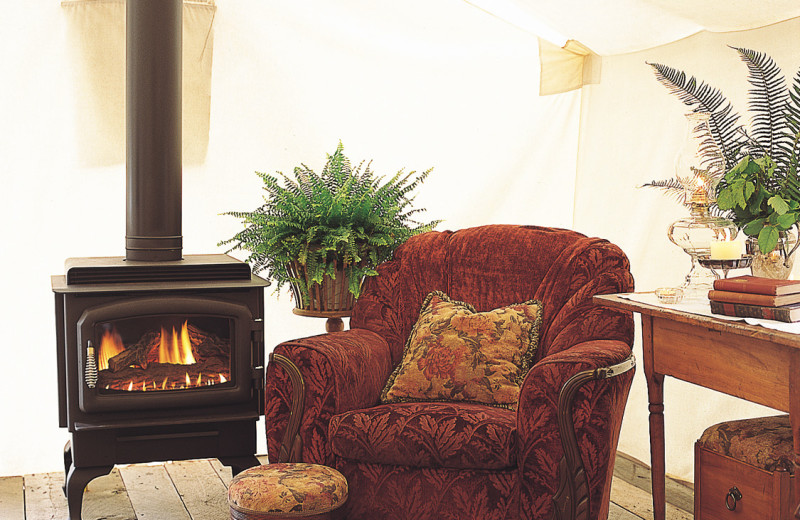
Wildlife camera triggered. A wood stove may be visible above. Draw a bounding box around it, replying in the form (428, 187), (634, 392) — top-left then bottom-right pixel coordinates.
(53, 257), (266, 520)
(51, 1), (268, 519)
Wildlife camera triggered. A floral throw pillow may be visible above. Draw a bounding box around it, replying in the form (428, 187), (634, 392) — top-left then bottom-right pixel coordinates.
(380, 291), (542, 409)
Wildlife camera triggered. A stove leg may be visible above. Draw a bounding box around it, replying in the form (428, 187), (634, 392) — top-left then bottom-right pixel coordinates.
(65, 464), (113, 520)
(62, 441), (73, 496)
(219, 455), (261, 476)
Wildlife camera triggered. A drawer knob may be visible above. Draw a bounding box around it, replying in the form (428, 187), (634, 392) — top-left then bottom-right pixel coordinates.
(725, 486), (743, 511)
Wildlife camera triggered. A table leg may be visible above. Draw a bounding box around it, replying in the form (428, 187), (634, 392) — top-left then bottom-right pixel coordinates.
(790, 352), (800, 519)
(641, 314), (666, 520)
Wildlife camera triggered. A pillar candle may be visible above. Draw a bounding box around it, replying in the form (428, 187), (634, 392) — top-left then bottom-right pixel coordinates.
(709, 240), (742, 260)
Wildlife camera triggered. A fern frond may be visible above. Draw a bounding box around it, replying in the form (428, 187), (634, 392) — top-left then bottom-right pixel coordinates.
(783, 70), (800, 179)
(640, 178), (686, 203)
(732, 47), (791, 160)
(648, 62), (745, 170)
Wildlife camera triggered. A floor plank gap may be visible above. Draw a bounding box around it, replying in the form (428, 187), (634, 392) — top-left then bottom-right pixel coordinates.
(24, 472), (69, 520)
(165, 460), (229, 520)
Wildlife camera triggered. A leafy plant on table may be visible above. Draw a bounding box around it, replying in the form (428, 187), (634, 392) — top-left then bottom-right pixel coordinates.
(715, 154), (800, 253)
(219, 142), (441, 305)
(642, 47), (800, 243)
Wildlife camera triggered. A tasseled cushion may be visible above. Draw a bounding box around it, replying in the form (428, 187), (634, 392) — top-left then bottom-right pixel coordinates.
(228, 463), (348, 520)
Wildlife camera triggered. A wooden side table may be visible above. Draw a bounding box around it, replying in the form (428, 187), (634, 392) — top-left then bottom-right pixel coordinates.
(594, 293), (800, 520)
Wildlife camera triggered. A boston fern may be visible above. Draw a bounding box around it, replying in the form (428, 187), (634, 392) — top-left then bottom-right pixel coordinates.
(645, 47), (800, 253)
(220, 143), (440, 303)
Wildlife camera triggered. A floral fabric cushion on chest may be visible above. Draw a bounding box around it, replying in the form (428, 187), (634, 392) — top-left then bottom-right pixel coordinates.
(380, 291), (542, 409)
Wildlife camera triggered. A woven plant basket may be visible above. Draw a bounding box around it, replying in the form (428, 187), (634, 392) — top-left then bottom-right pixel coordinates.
(286, 260), (357, 317)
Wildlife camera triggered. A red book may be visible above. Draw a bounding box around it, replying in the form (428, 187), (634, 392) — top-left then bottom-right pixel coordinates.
(710, 300), (800, 323)
(713, 275), (800, 296)
(708, 289), (800, 307)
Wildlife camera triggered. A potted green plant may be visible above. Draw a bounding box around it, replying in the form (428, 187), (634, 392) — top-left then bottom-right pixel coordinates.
(220, 142), (440, 312)
(644, 47), (800, 271)
(715, 154), (800, 252)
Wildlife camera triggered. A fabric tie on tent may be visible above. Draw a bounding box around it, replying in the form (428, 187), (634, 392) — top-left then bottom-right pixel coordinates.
(538, 39), (600, 95)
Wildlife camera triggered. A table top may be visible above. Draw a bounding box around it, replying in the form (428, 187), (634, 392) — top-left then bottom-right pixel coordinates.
(594, 293), (800, 350)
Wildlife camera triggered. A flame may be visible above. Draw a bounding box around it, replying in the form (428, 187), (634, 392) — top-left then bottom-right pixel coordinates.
(159, 321), (197, 365)
(97, 319), (231, 391)
(105, 372), (231, 392)
(98, 328), (126, 371)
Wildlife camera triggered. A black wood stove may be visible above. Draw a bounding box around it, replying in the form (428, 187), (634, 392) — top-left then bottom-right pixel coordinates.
(52, 257), (266, 520)
(51, 2), (267, 518)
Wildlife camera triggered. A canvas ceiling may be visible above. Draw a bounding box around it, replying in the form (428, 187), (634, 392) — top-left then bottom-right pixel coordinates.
(476, 0), (800, 55)
(2, 0), (800, 483)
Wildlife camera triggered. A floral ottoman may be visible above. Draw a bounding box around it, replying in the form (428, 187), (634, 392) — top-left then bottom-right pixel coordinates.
(227, 463), (348, 520)
(695, 415), (794, 520)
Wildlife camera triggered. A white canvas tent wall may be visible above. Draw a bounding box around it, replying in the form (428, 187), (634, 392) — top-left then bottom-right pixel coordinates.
(1, 0), (798, 484)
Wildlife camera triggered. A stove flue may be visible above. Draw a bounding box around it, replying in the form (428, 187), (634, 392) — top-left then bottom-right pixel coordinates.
(125, 0), (183, 261)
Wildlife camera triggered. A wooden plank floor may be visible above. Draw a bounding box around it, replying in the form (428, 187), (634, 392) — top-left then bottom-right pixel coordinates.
(1, 453), (693, 519)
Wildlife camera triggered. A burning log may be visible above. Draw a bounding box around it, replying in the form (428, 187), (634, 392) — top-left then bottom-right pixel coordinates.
(108, 331), (160, 372)
(187, 324), (229, 358)
(99, 357), (230, 391)
(106, 323), (229, 373)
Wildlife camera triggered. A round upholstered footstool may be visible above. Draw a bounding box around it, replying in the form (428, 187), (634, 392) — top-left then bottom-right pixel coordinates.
(227, 463), (348, 520)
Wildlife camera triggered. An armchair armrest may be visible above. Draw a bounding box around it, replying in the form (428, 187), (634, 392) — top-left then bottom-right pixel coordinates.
(265, 328), (394, 465)
(517, 340), (635, 520)
(552, 355), (635, 520)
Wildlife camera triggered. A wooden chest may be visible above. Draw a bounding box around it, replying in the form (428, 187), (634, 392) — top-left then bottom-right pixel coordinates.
(694, 415), (795, 520)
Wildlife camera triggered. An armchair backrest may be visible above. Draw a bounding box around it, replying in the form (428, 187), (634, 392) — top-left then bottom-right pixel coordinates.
(350, 224), (634, 366)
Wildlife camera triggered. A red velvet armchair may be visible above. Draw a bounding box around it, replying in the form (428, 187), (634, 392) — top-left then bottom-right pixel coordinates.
(265, 225), (635, 520)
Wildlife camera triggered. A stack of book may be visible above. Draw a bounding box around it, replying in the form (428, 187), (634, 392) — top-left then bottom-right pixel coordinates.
(708, 275), (800, 322)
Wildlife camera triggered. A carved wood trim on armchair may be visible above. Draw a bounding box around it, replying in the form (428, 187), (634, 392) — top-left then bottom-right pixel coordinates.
(270, 353), (306, 463)
(551, 355), (636, 520)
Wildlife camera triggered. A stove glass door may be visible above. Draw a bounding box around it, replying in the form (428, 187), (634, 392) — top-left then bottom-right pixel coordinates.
(94, 315), (233, 393)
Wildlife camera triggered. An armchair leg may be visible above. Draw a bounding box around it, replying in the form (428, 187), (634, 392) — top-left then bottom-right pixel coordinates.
(551, 355), (636, 520)
(270, 353), (306, 463)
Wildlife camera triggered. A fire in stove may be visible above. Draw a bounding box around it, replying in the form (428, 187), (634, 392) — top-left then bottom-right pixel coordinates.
(158, 322), (196, 365)
(95, 318), (233, 393)
(98, 327), (125, 369)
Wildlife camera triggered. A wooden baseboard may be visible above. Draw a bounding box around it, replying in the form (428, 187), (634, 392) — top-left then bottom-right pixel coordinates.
(614, 451), (694, 513)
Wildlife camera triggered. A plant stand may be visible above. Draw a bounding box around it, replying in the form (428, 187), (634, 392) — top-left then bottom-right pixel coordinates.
(292, 308), (351, 332)
(288, 261), (357, 332)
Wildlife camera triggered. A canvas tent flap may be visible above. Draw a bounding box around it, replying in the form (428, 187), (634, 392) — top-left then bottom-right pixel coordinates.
(62, 0), (216, 167)
(538, 39), (600, 95)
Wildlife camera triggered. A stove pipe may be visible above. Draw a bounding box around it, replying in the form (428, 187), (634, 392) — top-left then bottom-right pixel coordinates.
(126, 0), (183, 261)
